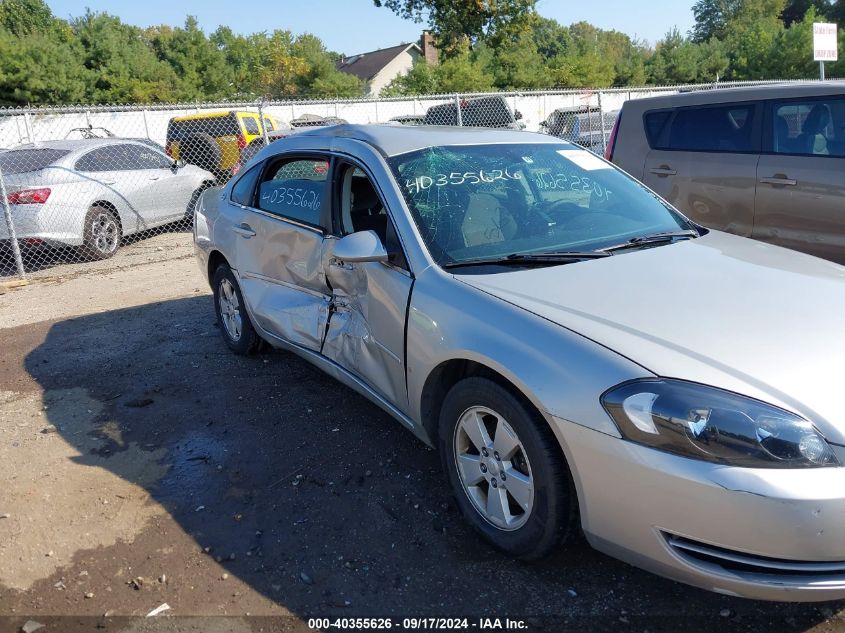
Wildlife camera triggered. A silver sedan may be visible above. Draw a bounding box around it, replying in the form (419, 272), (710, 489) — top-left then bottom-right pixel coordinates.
(194, 124), (845, 602)
(1, 139), (215, 259)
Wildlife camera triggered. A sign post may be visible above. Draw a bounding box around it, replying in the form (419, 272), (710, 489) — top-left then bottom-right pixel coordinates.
(814, 23), (838, 80)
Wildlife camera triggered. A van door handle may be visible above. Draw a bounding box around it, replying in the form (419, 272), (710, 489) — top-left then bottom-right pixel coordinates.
(760, 176), (797, 186)
(232, 223), (256, 238)
(649, 167), (677, 176)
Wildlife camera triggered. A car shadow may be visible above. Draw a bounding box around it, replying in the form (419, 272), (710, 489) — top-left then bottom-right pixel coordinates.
(19, 295), (844, 629)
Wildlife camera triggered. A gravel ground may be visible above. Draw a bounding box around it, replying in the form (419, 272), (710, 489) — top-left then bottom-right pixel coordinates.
(1, 235), (845, 632)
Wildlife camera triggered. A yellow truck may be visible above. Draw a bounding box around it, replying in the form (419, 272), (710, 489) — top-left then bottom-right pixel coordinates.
(166, 110), (278, 179)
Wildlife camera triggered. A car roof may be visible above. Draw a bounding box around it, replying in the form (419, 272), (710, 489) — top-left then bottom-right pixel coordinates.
(11, 138), (157, 153)
(627, 81), (845, 109)
(295, 124), (561, 157)
(170, 110), (248, 122)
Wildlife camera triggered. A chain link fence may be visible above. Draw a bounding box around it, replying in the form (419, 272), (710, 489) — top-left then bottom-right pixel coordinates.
(0, 80), (799, 281)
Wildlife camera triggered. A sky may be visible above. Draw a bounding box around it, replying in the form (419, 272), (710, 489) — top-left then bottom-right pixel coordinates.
(44, 1), (695, 52)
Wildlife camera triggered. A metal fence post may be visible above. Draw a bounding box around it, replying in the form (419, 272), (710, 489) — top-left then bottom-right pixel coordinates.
(597, 91), (607, 155)
(455, 93), (463, 126)
(23, 111), (33, 143)
(142, 108), (150, 140)
(0, 166), (26, 279)
(257, 98), (269, 144)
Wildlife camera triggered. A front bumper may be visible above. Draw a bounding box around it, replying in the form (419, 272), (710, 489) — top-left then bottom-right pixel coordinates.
(553, 418), (845, 601)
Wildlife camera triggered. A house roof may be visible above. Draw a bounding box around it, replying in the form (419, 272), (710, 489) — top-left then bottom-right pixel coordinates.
(337, 42), (421, 82)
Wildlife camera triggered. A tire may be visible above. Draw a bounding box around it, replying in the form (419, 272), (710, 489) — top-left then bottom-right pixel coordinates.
(81, 205), (121, 260)
(438, 377), (577, 560)
(212, 263), (262, 355)
(179, 134), (222, 175)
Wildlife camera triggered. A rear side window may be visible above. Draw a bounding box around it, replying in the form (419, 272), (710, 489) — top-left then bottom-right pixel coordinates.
(771, 97), (845, 157)
(258, 158), (329, 227)
(263, 117), (275, 131)
(231, 164), (261, 207)
(646, 104), (757, 153)
(167, 114), (239, 141)
(0, 149), (69, 174)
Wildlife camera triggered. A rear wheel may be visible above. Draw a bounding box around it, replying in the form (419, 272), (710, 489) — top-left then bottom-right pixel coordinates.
(81, 205), (121, 260)
(438, 377), (577, 560)
(212, 263), (262, 355)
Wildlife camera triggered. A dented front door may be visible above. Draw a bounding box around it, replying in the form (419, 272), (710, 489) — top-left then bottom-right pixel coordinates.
(321, 242), (412, 409)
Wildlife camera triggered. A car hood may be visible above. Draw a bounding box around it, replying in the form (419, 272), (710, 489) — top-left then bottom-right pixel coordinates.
(456, 231), (845, 444)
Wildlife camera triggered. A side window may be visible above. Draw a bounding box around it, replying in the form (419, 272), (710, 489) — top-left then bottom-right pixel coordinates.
(75, 149), (112, 172)
(338, 165), (407, 270)
(231, 164), (262, 207)
(772, 98), (844, 157)
(257, 158), (328, 227)
(242, 116), (260, 135)
(644, 110), (672, 147)
(122, 145), (172, 170)
(263, 117), (275, 131)
(648, 104), (757, 153)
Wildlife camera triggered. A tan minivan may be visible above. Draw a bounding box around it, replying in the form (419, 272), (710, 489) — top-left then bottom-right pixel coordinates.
(607, 83), (845, 263)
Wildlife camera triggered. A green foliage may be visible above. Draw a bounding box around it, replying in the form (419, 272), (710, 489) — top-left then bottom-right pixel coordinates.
(0, 0), (842, 105)
(0, 0), (54, 36)
(372, 0), (537, 56)
(382, 43), (494, 94)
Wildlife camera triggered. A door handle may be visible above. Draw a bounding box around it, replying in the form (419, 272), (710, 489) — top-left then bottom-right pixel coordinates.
(232, 223), (256, 238)
(649, 167), (677, 176)
(760, 176), (797, 187)
(149, 175), (161, 181)
(102, 180), (116, 185)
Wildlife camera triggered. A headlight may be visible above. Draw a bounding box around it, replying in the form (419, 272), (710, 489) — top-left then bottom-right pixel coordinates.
(601, 379), (839, 468)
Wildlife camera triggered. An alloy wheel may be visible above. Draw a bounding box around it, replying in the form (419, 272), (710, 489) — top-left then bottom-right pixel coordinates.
(91, 212), (119, 255)
(453, 406), (535, 531)
(218, 278), (243, 342)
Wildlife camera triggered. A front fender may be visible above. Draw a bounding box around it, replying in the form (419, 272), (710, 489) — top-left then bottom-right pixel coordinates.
(406, 267), (652, 438)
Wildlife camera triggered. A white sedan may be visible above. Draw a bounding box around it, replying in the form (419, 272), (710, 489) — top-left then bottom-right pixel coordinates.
(0, 138), (216, 259)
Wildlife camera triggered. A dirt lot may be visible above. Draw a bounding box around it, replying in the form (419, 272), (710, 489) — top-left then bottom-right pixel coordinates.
(1, 234), (845, 632)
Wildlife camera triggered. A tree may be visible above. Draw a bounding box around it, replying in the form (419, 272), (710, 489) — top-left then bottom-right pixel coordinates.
(0, 28), (91, 104)
(372, 0), (537, 56)
(72, 11), (184, 102)
(780, 0), (831, 25)
(0, 0), (54, 36)
(690, 0), (742, 42)
(148, 17), (232, 100)
(721, 0), (787, 79)
(648, 29), (704, 83)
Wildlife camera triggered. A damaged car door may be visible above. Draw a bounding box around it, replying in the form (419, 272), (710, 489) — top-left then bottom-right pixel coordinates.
(233, 155), (333, 351)
(321, 164), (413, 409)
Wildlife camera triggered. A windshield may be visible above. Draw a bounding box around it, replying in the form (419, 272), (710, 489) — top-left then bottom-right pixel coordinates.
(387, 143), (694, 266)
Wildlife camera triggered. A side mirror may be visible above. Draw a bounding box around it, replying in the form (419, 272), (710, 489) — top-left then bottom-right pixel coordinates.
(171, 160), (180, 172)
(514, 109), (523, 120)
(333, 230), (388, 264)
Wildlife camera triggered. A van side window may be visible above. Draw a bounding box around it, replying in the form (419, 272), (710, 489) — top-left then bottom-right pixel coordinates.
(646, 104), (756, 153)
(772, 98), (844, 157)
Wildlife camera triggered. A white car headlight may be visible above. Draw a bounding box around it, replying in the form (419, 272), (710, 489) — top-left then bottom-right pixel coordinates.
(601, 379), (839, 468)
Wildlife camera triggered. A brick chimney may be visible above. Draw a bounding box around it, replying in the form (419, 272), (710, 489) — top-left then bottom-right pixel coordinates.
(420, 31), (438, 65)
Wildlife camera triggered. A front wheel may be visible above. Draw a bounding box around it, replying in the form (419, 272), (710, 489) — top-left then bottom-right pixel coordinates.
(212, 263), (262, 355)
(438, 377), (577, 560)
